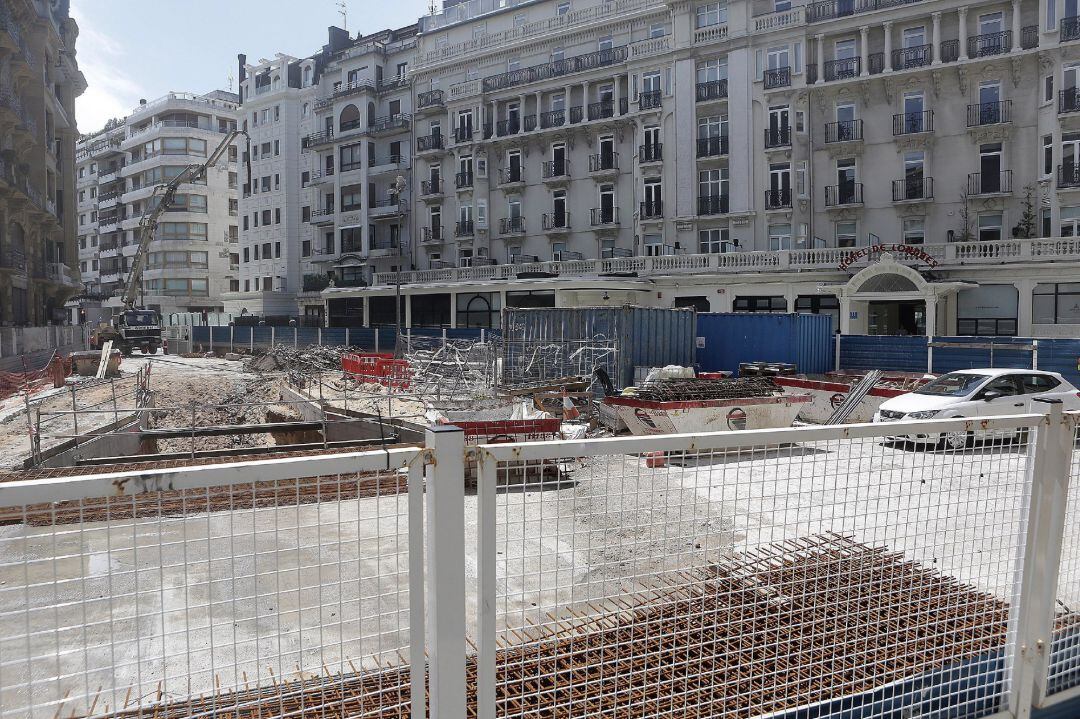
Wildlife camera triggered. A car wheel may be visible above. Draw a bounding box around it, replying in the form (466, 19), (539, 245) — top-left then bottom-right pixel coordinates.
(940, 430), (971, 451)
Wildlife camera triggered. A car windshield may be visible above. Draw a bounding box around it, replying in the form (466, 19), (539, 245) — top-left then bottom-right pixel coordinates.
(915, 372), (990, 397)
(123, 311), (158, 326)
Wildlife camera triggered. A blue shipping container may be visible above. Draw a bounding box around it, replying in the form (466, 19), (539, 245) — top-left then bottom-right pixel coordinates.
(696, 313), (833, 376)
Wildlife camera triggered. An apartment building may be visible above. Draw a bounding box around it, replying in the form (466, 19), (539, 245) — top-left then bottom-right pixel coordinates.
(0, 0), (85, 325)
(73, 91), (239, 321)
(307, 0), (1080, 337)
(229, 25), (417, 324)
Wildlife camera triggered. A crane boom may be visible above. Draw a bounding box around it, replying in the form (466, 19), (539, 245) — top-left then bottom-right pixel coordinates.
(121, 129), (251, 308)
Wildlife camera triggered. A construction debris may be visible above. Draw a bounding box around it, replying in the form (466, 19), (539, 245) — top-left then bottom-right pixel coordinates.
(629, 376), (782, 401)
(248, 343), (356, 380)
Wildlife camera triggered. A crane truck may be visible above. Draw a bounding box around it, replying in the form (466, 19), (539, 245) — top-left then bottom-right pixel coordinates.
(90, 129), (250, 355)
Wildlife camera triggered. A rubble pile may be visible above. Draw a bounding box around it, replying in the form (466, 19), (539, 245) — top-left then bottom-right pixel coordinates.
(248, 344), (352, 381)
(149, 374), (283, 453)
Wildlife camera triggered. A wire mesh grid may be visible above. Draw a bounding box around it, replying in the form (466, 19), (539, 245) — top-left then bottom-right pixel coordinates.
(0, 457), (421, 719)
(480, 422), (1035, 719)
(499, 337), (618, 389)
(1047, 412), (1080, 697)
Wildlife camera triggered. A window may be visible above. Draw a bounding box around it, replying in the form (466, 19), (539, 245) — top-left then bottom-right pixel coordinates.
(650, 23), (666, 38)
(699, 228), (730, 253)
(1048, 0), (1057, 30)
(243, 216), (249, 230)
(696, 2), (726, 28)
(243, 247), (250, 262)
(341, 184), (362, 211)
(1033, 283), (1080, 324)
(795, 296), (840, 330)
(262, 209), (272, 225)
(456, 293), (501, 328)
(556, 0), (570, 13)
(1046, 75), (1055, 103)
(302, 240), (311, 257)
(697, 58), (727, 84)
(836, 220), (857, 247)
(340, 143), (363, 172)
(978, 213), (1002, 242)
(598, 35), (613, 51)
(734, 296), (788, 312)
(1044, 135), (1054, 176)
(275, 208), (281, 224)
(903, 217), (925, 245)
(957, 285), (1018, 335)
(768, 223), (791, 250)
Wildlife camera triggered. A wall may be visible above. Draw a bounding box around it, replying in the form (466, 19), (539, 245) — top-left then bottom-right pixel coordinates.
(695, 312), (833, 375)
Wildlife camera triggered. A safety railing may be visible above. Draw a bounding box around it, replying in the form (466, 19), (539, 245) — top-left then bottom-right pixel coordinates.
(7, 408), (1080, 718)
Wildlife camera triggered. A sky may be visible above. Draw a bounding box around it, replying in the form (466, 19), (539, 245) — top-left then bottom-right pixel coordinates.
(70, 0), (431, 134)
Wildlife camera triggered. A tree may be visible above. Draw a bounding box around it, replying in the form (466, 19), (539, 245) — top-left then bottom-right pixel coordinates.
(1012, 185), (1038, 239)
(955, 187), (974, 242)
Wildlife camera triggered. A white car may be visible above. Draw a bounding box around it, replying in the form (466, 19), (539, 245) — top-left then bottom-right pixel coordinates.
(873, 368), (1080, 449)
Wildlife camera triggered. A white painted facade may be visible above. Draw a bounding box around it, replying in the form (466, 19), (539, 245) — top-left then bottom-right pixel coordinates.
(73, 91), (239, 320)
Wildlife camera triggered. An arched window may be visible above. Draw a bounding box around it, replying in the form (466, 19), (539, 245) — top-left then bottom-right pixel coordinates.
(302, 102), (310, 117)
(272, 75), (281, 89)
(339, 104), (361, 132)
(857, 274), (918, 293)
(304, 66), (312, 86)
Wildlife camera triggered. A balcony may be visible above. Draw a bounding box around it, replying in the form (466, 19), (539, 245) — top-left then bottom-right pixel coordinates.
(499, 167), (524, 186)
(824, 57), (860, 81)
(417, 133), (445, 153)
(370, 114), (411, 135)
(1059, 89), (1080, 115)
(422, 226), (444, 243)
(542, 160), (570, 184)
(891, 44), (931, 70)
(496, 118), (520, 137)
(1063, 16), (1080, 42)
(454, 126), (474, 143)
(420, 179), (443, 198)
(523, 115), (537, 132)
(455, 171), (474, 190)
(340, 118), (363, 133)
(765, 188), (792, 210)
(500, 216), (526, 234)
(482, 46), (628, 93)
(540, 110), (566, 129)
(455, 220), (475, 237)
(967, 100), (1011, 127)
(569, 106), (584, 124)
(0, 249), (27, 274)
(310, 207), (336, 223)
(417, 89), (445, 111)
(638, 91), (662, 111)
(892, 110), (933, 135)
(825, 119), (863, 143)
(1059, 163), (1080, 191)
(483, 122), (494, 139)
(698, 194), (729, 215)
(696, 80), (728, 102)
(588, 152), (619, 176)
(763, 67), (791, 89)
(1022, 25), (1040, 49)
(892, 177), (934, 202)
(639, 143), (663, 164)
(764, 126), (792, 149)
(639, 200), (663, 220)
(697, 136), (729, 158)
(370, 197), (405, 219)
(968, 170), (1013, 195)
(302, 130), (334, 149)
(940, 40), (960, 63)
(969, 31), (1011, 58)
(542, 212), (571, 233)
(590, 207), (619, 227)
(587, 101), (615, 121)
(825, 183), (863, 206)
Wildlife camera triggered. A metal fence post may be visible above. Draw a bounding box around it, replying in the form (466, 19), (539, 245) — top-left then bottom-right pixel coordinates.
(1007, 399), (1073, 716)
(209, 327), (213, 353)
(271, 326), (275, 349)
(294, 327), (298, 348)
(346, 327), (350, 348)
(318, 327), (322, 346)
(375, 328), (380, 353)
(424, 425), (467, 719)
(230, 325), (234, 353)
(476, 449), (498, 719)
(407, 459), (427, 719)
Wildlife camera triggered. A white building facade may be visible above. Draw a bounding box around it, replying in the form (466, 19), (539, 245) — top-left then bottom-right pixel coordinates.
(229, 26), (418, 324)
(73, 91), (239, 321)
(307, 0), (1080, 338)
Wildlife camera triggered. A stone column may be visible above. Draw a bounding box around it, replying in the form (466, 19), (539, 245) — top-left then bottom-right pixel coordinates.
(534, 90), (542, 126)
(816, 34), (825, 83)
(1015, 280), (1034, 335)
(931, 12), (942, 65)
(959, 7), (969, 60)
(1012, 0), (1022, 50)
(517, 93), (526, 132)
(859, 27), (870, 76)
(925, 294), (938, 337)
(883, 21), (893, 72)
(612, 74), (620, 113)
(839, 295), (852, 334)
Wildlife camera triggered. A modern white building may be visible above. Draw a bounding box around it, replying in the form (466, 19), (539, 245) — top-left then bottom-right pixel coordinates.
(73, 90), (239, 321)
(228, 25), (417, 324)
(301, 0), (1080, 338)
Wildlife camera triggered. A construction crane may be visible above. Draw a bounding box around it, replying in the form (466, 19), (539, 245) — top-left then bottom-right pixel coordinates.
(90, 130), (251, 355)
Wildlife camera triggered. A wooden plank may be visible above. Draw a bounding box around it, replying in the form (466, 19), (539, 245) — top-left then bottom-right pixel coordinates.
(94, 340), (113, 379)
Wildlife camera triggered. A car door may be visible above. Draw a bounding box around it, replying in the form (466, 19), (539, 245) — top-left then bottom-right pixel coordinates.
(1019, 373), (1078, 409)
(972, 374), (1026, 416)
